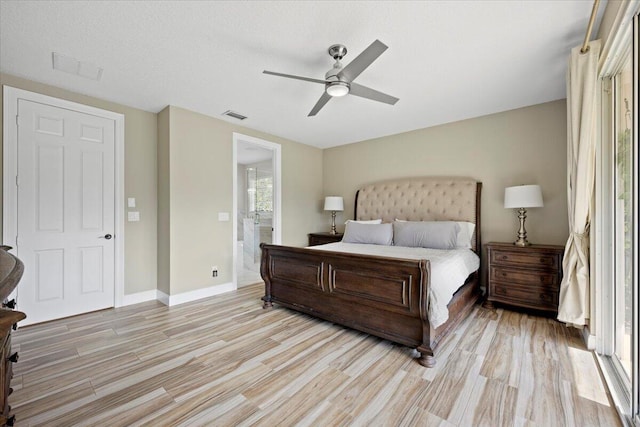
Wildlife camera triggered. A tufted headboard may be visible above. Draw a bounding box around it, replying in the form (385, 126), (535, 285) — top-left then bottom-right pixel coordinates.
(354, 177), (482, 253)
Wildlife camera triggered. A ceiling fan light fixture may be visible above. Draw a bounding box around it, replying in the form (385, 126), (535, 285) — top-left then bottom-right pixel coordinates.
(263, 40), (397, 115)
(326, 82), (349, 97)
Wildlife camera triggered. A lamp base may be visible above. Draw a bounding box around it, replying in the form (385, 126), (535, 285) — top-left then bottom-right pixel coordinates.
(513, 238), (531, 247)
(513, 208), (531, 247)
(329, 211), (337, 235)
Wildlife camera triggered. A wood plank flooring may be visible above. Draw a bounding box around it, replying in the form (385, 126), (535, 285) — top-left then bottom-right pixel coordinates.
(10, 283), (620, 426)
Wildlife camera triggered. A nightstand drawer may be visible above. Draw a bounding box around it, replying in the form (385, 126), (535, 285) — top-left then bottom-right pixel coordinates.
(491, 282), (558, 309)
(490, 266), (558, 287)
(490, 249), (559, 270)
(485, 242), (564, 315)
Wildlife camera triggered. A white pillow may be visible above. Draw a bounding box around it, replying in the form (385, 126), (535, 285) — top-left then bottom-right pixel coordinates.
(393, 221), (459, 249)
(343, 222), (393, 245)
(456, 222), (476, 249)
(344, 219), (383, 224)
(395, 219), (475, 249)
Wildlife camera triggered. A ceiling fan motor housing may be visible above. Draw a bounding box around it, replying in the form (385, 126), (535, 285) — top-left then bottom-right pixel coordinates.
(325, 65), (349, 97)
(325, 64), (346, 82)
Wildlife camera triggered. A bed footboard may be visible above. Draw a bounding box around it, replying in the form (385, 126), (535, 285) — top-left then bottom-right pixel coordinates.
(260, 243), (438, 365)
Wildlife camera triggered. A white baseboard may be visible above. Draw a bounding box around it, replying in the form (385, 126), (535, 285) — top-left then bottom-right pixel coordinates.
(156, 282), (235, 307)
(121, 283), (236, 307)
(582, 325), (596, 350)
(156, 290), (170, 306)
(121, 290), (158, 306)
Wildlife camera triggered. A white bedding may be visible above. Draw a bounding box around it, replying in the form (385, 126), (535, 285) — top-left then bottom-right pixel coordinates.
(308, 242), (480, 328)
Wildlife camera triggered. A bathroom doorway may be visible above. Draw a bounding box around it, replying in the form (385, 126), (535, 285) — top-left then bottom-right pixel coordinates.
(232, 133), (281, 288)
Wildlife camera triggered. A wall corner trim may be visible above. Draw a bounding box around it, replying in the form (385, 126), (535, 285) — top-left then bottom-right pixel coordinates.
(156, 290), (170, 306)
(121, 290), (158, 306)
(160, 283), (236, 307)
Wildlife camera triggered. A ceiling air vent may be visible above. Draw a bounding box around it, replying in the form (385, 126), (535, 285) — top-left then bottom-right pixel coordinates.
(222, 110), (247, 121)
(52, 52), (103, 81)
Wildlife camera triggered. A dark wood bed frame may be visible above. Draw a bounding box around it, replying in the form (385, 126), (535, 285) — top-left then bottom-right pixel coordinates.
(260, 177), (482, 367)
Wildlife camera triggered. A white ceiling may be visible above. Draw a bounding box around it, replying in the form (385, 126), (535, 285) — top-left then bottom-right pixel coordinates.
(0, 1), (605, 149)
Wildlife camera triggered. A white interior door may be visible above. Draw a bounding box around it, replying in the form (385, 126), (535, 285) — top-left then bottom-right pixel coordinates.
(16, 99), (115, 325)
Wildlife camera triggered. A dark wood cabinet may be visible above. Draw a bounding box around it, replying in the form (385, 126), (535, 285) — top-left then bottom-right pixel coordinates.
(308, 232), (343, 246)
(485, 242), (564, 315)
(0, 247), (26, 426)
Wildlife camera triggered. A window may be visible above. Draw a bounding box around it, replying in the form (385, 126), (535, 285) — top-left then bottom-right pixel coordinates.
(246, 167), (273, 215)
(613, 50), (634, 381)
(597, 8), (639, 425)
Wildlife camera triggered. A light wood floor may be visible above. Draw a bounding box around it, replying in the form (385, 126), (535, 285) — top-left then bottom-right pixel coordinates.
(11, 283), (620, 426)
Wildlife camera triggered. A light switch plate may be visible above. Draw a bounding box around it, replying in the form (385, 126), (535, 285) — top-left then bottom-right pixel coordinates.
(128, 197), (136, 208)
(128, 211), (140, 222)
(218, 212), (230, 221)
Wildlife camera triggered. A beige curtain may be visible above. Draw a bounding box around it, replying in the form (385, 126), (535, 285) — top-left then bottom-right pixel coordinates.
(557, 40), (601, 326)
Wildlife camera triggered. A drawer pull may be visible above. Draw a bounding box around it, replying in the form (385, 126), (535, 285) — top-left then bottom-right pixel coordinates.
(8, 352), (18, 363)
(540, 293), (552, 302)
(500, 255), (509, 261)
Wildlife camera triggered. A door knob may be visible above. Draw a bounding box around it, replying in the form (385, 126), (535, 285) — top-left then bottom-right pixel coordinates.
(103, 234), (112, 240)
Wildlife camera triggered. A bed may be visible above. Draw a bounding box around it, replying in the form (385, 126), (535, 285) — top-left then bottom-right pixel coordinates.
(260, 177), (482, 367)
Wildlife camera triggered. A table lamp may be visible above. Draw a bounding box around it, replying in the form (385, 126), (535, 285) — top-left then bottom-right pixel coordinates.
(504, 185), (543, 246)
(324, 196), (344, 235)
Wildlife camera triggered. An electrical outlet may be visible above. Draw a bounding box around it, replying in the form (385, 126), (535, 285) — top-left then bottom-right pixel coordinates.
(212, 266), (218, 277)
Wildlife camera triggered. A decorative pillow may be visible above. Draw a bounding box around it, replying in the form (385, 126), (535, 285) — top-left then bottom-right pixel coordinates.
(455, 221), (476, 249)
(393, 221), (460, 249)
(343, 222), (393, 245)
(395, 219), (474, 249)
(344, 219), (383, 225)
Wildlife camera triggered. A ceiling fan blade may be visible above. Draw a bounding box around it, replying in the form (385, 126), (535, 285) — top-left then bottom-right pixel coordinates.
(263, 70), (327, 85)
(308, 92), (332, 116)
(338, 40), (388, 82)
(349, 83), (399, 105)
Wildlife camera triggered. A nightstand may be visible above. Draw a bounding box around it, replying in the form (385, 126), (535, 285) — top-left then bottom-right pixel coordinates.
(308, 232), (343, 246)
(484, 242), (564, 315)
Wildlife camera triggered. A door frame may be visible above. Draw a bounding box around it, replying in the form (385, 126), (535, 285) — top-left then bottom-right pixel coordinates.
(232, 132), (281, 289)
(2, 86), (126, 307)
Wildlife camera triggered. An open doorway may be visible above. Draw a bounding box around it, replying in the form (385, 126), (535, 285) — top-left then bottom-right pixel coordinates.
(232, 133), (281, 288)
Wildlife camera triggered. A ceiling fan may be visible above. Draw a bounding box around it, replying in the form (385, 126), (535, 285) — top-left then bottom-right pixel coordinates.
(263, 39), (399, 116)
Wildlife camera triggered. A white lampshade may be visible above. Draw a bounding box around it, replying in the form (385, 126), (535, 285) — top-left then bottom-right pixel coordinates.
(504, 185), (544, 209)
(324, 196), (344, 211)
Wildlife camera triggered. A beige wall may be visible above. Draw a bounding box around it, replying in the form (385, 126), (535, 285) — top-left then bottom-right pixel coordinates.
(157, 107), (171, 295)
(0, 74), (571, 298)
(1, 74), (324, 300)
(0, 73), (158, 295)
(159, 106), (324, 295)
(323, 99), (569, 279)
